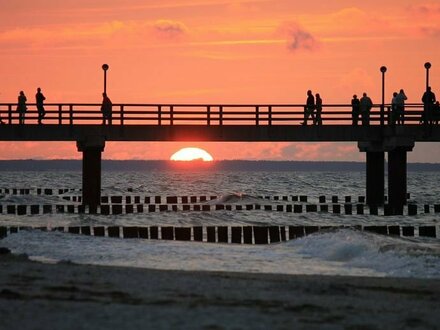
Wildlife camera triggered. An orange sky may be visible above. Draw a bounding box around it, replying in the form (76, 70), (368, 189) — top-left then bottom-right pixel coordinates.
(1, 0), (439, 161)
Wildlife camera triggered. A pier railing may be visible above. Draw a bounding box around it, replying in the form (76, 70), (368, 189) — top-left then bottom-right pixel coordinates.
(0, 103), (429, 126)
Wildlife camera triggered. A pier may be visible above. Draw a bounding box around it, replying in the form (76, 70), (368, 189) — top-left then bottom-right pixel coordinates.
(1, 102), (439, 214)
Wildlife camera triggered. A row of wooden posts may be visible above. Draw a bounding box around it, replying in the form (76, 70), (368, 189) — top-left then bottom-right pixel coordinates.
(0, 187), (370, 203)
(0, 188), (79, 195)
(0, 202), (438, 215)
(2, 188), (413, 205)
(0, 225), (437, 243)
(70, 195), (372, 204)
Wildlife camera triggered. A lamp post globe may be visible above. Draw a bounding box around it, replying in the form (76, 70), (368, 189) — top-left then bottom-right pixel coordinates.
(380, 66), (387, 125)
(102, 64), (109, 94)
(424, 62), (431, 91)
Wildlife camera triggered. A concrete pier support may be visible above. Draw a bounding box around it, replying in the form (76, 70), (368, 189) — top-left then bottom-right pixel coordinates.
(388, 148), (408, 214)
(77, 137), (105, 213)
(366, 151), (385, 206)
(360, 138), (414, 213)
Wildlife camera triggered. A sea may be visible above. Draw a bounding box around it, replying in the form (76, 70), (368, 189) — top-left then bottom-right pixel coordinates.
(1, 169), (440, 279)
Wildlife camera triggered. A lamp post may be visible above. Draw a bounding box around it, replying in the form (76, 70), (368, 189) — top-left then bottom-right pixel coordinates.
(102, 64), (109, 95)
(424, 62), (431, 91)
(380, 66), (387, 126)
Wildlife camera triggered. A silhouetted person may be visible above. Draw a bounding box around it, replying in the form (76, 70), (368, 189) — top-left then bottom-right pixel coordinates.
(301, 90), (315, 125)
(433, 101), (440, 125)
(16, 91), (27, 125)
(101, 92), (112, 125)
(35, 87), (46, 125)
(390, 92), (398, 126)
(422, 86), (436, 127)
(351, 94), (360, 125)
(0, 96), (4, 124)
(314, 93), (322, 125)
(360, 92), (372, 126)
(395, 89), (407, 125)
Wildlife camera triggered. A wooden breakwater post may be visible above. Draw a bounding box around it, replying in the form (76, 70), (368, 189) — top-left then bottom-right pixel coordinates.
(253, 226), (268, 244)
(231, 226), (242, 244)
(289, 226), (304, 239)
(123, 226), (139, 239)
(419, 226), (436, 238)
(161, 226), (174, 240)
(269, 226), (280, 243)
(175, 227), (191, 241)
(0, 226), (7, 239)
(207, 226), (216, 243)
(193, 226), (203, 241)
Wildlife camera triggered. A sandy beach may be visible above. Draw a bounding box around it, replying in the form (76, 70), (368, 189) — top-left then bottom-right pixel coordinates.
(0, 251), (439, 330)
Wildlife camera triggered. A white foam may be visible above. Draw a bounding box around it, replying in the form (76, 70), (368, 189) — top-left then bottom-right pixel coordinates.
(3, 229), (440, 279)
(290, 229), (440, 278)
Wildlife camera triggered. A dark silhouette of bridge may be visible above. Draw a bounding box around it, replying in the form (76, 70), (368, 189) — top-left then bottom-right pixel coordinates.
(1, 102), (439, 215)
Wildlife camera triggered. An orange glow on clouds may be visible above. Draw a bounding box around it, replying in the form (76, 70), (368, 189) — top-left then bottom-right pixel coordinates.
(1, 1), (440, 161)
(170, 147), (214, 161)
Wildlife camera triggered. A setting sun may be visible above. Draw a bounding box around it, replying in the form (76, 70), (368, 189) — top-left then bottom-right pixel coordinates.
(170, 148), (214, 161)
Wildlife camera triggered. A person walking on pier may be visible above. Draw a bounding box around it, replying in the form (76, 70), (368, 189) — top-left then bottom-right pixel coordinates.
(314, 93), (322, 125)
(360, 92), (373, 126)
(16, 91), (27, 125)
(422, 86), (436, 127)
(351, 94), (360, 125)
(35, 87), (46, 125)
(301, 90), (315, 125)
(101, 92), (112, 125)
(395, 89), (407, 125)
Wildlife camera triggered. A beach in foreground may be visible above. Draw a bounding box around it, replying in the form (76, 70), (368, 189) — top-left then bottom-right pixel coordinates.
(1, 252), (439, 330)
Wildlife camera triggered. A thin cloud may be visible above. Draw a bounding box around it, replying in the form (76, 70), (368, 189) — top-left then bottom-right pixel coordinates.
(153, 20), (188, 39)
(0, 20), (189, 51)
(420, 26), (440, 38)
(408, 3), (440, 17)
(281, 143), (359, 161)
(405, 4), (440, 38)
(277, 22), (319, 52)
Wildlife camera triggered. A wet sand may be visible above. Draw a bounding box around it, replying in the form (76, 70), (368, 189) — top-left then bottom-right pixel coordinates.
(1, 253), (439, 330)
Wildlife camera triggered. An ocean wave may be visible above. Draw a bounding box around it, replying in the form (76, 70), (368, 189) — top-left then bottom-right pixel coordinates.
(207, 193), (263, 204)
(290, 228), (440, 278)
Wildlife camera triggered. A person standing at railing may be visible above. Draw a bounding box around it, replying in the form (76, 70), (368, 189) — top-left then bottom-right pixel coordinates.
(314, 93), (322, 125)
(0, 93), (4, 125)
(390, 92), (398, 126)
(16, 91), (27, 125)
(360, 92), (372, 126)
(351, 94), (360, 125)
(101, 92), (112, 125)
(301, 90), (315, 125)
(395, 89), (407, 125)
(422, 86), (436, 127)
(433, 101), (440, 125)
(36, 87), (46, 125)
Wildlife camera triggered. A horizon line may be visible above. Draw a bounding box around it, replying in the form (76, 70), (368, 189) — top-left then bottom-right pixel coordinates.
(1, 159), (440, 164)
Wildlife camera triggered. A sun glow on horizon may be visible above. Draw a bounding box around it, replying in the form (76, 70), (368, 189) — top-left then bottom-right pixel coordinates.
(170, 147), (214, 161)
